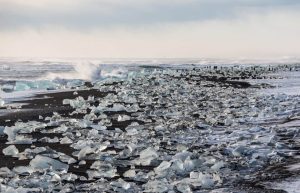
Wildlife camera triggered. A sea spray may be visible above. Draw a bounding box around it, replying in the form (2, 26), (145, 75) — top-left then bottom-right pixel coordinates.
(44, 61), (126, 81)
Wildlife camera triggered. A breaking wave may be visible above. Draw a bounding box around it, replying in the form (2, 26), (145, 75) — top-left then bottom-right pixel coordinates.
(44, 61), (126, 81)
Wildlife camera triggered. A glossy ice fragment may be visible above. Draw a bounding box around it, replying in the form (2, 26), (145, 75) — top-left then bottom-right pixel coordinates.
(87, 166), (117, 179)
(4, 121), (46, 142)
(155, 161), (171, 173)
(3, 145), (19, 157)
(62, 173), (78, 182)
(59, 154), (77, 164)
(211, 161), (225, 171)
(60, 136), (73, 144)
(13, 166), (34, 175)
(123, 169), (136, 178)
(30, 155), (69, 171)
(0, 167), (14, 178)
(137, 147), (159, 166)
(77, 146), (94, 160)
(176, 184), (192, 193)
(117, 115), (131, 122)
(0, 98), (5, 107)
(143, 179), (173, 193)
(110, 179), (131, 190)
(51, 173), (61, 182)
(189, 172), (215, 188)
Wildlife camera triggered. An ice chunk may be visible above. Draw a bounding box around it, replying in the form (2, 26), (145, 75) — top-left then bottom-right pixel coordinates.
(211, 161), (225, 171)
(13, 166), (34, 175)
(77, 146), (94, 160)
(60, 136), (73, 144)
(123, 169), (136, 178)
(143, 179), (173, 193)
(108, 104), (127, 112)
(62, 173), (78, 182)
(176, 184), (192, 193)
(0, 98), (5, 107)
(232, 146), (249, 157)
(87, 165), (117, 179)
(136, 147), (159, 166)
(59, 154), (77, 164)
(30, 155), (69, 171)
(189, 172), (215, 188)
(51, 173), (61, 182)
(117, 115), (131, 122)
(154, 161), (171, 175)
(68, 96), (89, 109)
(2, 145), (19, 157)
(110, 179), (131, 190)
(4, 121), (46, 142)
(0, 167), (14, 178)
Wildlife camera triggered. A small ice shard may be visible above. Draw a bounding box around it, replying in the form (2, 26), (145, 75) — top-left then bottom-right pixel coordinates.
(154, 161), (171, 175)
(137, 147), (159, 166)
(88, 161), (117, 178)
(110, 179), (131, 190)
(123, 169), (136, 178)
(39, 137), (60, 143)
(77, 146), (94, 160)
(59, 154), (77, 164)
(13, 166), (34, 175)
(143, 179), (172, 193)
(211, 161), (225, 171)
(189, 172), (215, 188)
(62, 173), (78, 182)
(2, 145), (19, 157)
(125, 127), (138, 136)
(117, 115), (131, 122)
(232, 146), (248, 157)
(60, 136), (73, 144)
(0, 98), (5, 107)
(87, 165), (117, 179)
(51, 173), (61, 182)
(88, 129), (99, 138)
(63, 99), (70, 105)
(4, 121), (46, 142)
(30, 155), (69, 171)
(109, 104), (127, 112)
(176, 184), (192, 193)
(0, 167), (14, 178)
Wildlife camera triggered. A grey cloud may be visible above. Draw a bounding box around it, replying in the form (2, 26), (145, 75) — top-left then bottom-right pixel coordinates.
(1, 0), (300, 30)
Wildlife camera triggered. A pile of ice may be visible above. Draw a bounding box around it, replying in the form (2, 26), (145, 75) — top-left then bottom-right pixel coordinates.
(0, 64), (299, 192)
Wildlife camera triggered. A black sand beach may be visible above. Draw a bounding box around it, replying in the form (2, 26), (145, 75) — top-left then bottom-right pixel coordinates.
(0, 66), (299, 192)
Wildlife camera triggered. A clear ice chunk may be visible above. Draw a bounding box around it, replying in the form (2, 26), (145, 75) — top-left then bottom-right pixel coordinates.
(136, 147), (159, 166)
(2, 145), (19, 157)
(30, 155), (69, 171)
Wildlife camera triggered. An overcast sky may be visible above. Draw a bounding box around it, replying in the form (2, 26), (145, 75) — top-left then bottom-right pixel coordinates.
(1, 0), (300, 58)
